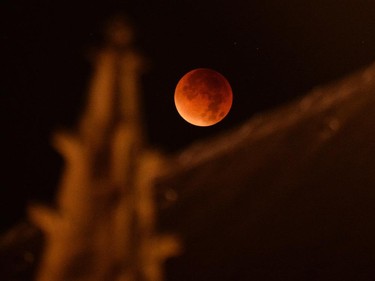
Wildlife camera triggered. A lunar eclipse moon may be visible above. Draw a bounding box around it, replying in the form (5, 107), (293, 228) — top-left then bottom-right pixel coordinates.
(174, 68), (233, 126)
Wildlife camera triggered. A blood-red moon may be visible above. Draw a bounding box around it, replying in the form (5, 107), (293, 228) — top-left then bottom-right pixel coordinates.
(174, 68), (233, 126)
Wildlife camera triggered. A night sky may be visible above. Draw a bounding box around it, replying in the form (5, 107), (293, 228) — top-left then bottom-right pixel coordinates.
(2, 1), (375, 232)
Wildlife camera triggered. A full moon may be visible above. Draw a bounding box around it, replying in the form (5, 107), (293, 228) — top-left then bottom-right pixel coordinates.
(174, 68), (233, 126)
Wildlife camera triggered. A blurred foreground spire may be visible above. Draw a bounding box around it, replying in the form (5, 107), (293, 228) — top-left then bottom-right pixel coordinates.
(28, 15), (180, 281)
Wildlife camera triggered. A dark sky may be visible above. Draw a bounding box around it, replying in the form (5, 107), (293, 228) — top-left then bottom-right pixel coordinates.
(2, 0), (375, 231)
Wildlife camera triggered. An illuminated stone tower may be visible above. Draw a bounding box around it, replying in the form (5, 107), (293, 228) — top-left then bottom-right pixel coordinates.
(29, 16), (179, 281)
